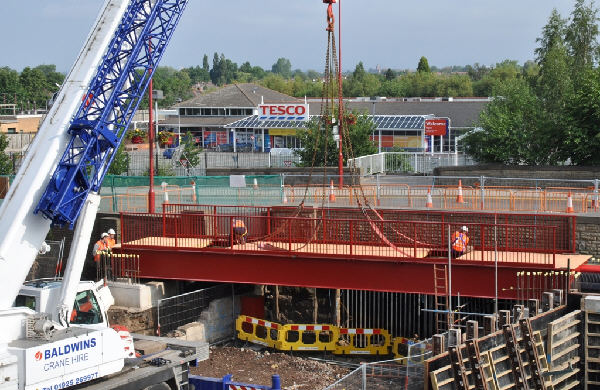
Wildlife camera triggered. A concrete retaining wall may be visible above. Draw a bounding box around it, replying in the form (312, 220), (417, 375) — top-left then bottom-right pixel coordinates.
(433, 165), (600, 186)
(108, 281), (166, 310)
(173, 296), (241, 343)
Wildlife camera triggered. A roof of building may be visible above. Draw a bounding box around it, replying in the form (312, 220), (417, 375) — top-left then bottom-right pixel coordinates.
(226, 114), (432, 130)
(159, 116), (239, 127)
(175, 83), (302, 108)
(308, 100), (487, 128)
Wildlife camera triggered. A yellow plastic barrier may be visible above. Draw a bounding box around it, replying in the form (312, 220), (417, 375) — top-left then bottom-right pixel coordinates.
(275, 323), (339, 351)
(333, 328), (391, 355)
(235, 315), (281, 348)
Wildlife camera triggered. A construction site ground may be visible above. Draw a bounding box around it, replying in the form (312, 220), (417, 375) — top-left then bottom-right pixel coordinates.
(190, 343), (352, 390)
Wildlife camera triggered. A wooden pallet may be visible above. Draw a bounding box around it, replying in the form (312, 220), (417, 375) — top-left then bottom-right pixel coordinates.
(431, 327), (552, 390)
(585, 311), (600, 390)
(547, 310), (582, 389)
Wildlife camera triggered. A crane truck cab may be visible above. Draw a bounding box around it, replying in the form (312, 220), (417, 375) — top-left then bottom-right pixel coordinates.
(15, 279), (136, 359)
(15, 280), (113, 330)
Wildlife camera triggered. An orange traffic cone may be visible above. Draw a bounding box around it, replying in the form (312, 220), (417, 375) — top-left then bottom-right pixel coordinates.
(190, 180), (196, 203)
(329, 180), (336, 202)
(426, 187), (433, 208)
(253, 178), (258, 190)
(456, 180), (464, 203)
(566, 191), (574, 213)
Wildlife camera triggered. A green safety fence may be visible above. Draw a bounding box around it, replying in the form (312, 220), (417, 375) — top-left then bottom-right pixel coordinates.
(98, 175), (285, 212)
(102, 174), (282, 189)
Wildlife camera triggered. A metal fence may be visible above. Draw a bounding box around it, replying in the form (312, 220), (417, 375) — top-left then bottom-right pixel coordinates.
(96, 252), (140, 283)
(120, 207), (568, 267)
(26, 239), (65, 281)
(125, 150), (302, 176)
(4, 171), (600, 214)
(156, 284), (234, 338)
(282, 174), (600, 214)
(348, 152), (476, 175)
(323, 343), (433, 390)
(98, 174), (282, 213)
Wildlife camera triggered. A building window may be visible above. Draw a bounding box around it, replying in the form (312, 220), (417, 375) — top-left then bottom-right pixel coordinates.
(7, 128), (16, 134)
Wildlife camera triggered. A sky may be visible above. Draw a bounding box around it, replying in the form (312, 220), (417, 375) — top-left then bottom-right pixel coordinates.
(1, 0), (580, 73)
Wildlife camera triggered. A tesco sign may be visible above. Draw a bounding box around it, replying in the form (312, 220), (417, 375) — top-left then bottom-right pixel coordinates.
(424, 118), (449, 136)
(258, 104), (309, 121)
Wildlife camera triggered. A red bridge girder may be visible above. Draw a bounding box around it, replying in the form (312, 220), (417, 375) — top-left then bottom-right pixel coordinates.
(118, 247), (549, 300)
(118, 206), (582, 300)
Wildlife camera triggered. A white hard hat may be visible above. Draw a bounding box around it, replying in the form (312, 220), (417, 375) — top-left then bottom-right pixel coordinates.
(101, 232), (109, 238)
(461, 226), (468, 232)
(108, 228), (116, 235)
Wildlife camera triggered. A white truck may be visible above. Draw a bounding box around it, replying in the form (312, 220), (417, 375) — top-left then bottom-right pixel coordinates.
(0, 0), (204, 389)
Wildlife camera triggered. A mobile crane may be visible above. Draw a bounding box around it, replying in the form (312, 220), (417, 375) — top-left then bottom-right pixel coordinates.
(0, 0), (202, 389)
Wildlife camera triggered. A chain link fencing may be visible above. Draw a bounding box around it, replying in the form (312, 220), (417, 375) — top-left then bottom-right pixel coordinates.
(349, 152), (476, 175)
(323, 340), (433, 390)
(156, 284), (244, 344)
(98, 174), (282, 212)
(26, 239), (65, 281)
(125, 150), (302, 176)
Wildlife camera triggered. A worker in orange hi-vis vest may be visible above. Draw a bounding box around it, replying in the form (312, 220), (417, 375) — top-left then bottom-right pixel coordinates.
(106, 228), (116, 249)
(93, 233), (109, 263)
(451, 226), (470, 258)
(232, 219), (248, 245)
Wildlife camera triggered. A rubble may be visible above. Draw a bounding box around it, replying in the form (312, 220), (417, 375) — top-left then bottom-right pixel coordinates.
(191, 346), (350, 390)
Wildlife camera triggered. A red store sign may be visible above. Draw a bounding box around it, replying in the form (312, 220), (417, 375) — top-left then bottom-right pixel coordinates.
(258, 104), (309, 120)
(424, 118), (449, 136)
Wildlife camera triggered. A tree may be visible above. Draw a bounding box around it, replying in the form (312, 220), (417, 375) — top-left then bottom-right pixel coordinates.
(295, 111), (376, 167)
(0, 134), (13, 174)
(417, 56), (431, 73)
(108, 141), (129, 175)
(563, 68), (600, 164)
(239, 61), (252, 74)
(0, 67), (20, 97)
(181, 131), (201, 168)
(535, 9), (567, 66)
(466, 63), (490, 81)
(565, 0), (599, 80)
(384, 68), (396, 81)
(202, 54), (210, 73)
(149, 67), (192, 106)
(463, 79), (548, 165)
(33, 65), (64, 91)
(352, 62), (367, 82)
(271, 58), (292, 78)
(307, 70), (321, 81)
(182, 65), (209, 84)
(209, 52), (221, 85)
(250, 65), (266, 80)
(19, 67), (47, 107)
(537, 41), (573, 113)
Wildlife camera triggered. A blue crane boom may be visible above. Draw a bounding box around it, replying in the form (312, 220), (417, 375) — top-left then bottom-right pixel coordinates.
(35, 0), (189, 227)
